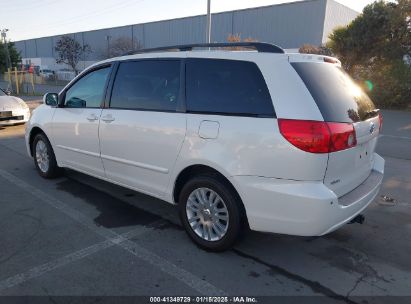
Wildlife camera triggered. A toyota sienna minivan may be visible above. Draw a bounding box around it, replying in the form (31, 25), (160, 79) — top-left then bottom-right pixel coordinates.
(25, 42), (384, 251)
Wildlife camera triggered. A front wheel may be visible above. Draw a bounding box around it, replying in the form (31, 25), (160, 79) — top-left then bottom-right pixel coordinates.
(178, 174), (244, 251)
(33, 133), (62, 179)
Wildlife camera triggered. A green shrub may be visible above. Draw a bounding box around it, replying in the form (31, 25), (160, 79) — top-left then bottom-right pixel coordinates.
(360, 61), (411, 109)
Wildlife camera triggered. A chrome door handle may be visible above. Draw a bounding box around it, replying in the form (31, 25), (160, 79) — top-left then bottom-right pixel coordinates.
(86, 114), (98, 121)
(101, 115), (115, 123)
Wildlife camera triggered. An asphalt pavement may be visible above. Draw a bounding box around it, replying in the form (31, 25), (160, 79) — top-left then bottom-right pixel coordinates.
(0, 104), (410, 303)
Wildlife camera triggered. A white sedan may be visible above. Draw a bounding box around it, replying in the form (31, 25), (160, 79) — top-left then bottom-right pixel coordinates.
(0, 88), (30, 125)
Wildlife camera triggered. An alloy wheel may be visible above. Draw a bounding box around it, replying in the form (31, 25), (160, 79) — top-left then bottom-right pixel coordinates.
(186, 187), (229, 241)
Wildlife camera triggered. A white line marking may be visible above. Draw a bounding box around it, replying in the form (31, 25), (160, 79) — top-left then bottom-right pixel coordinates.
(380, 134), (411, 140)
(0, 226), (160, 292)
(0, 169), (118, 240)
(0, 169), (226, 295)
(0, 142), (31, 160)
(118, 239), (226, 295)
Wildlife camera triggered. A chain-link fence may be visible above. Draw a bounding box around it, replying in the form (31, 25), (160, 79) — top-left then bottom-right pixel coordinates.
(1, 69), (70, 96)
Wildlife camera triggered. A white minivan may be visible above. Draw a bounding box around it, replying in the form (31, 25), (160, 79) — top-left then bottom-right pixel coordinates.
(25, 43), (384, 251)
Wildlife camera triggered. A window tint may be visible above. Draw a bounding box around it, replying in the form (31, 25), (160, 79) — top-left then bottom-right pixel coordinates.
(186, 59), (274, 117)
(65, 67), (110, 108)
(291, 62), (376, 122)
(110, 60), (181, 111)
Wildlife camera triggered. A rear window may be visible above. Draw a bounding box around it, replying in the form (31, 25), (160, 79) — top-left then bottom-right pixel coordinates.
(291, 62), (376, 123)
(186, 58), (274, 117)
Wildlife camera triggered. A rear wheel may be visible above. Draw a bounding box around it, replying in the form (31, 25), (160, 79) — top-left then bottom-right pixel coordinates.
(178, 174), (243, 251)
(33, 133), (62, 179)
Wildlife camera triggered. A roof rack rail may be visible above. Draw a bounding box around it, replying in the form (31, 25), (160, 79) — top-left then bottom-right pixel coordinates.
(123, 42), (284, 56)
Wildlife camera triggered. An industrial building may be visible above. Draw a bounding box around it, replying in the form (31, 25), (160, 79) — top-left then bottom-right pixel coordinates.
(14, 0), (358, 72)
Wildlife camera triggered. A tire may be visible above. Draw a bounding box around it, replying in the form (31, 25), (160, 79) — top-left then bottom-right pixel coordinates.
(32, 133), (62, 179)
(178, 174), (244, 252)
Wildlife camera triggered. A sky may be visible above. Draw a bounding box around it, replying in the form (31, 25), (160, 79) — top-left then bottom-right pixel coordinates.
(0, 0), (376, 41)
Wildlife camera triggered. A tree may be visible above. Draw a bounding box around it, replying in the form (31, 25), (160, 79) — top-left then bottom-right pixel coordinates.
(226, 33), (258, 50)
(0, 41), (21, 73)
(327, 0), (411, 108)
(327, 27), (358, 71)
(299, 44), (333, 56)
(227, 33), (258, 43)
(55, 36), (91, 74)
(104, 37), (142, 59)
(328, 0), (410, 70)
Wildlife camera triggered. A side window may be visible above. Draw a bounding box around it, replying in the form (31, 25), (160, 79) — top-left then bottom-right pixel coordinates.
(110, 60), (181, 111)
(186, 59), (274, 116)
(65, 67), (111, 108)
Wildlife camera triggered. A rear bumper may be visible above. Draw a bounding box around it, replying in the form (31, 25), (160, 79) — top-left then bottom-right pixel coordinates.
(232, 153), (384, 236)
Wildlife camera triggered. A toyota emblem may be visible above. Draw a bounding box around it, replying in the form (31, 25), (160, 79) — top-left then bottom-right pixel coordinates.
(369, 122), (375, 134)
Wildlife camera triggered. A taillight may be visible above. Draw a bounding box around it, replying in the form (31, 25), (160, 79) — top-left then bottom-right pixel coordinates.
(327, 122), (357, 152)
(378, 112), (383, 132)
(277, 119), (330, 153)
(278, 119), (356, 154)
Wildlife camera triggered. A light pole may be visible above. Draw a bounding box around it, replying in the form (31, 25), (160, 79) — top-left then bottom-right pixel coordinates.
(206, 0), (211, 43)
(105, 35), (112, 58)
(1, 29), (11, 70)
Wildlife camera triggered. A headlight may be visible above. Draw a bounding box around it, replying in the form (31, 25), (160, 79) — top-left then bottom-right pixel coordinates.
(17, 99), (29, 109)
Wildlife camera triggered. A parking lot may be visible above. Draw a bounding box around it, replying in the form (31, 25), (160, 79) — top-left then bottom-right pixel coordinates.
(0, 102), (410, 303)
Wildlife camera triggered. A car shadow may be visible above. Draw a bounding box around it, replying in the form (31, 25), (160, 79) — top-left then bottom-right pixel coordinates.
(55, 173), (168, 229)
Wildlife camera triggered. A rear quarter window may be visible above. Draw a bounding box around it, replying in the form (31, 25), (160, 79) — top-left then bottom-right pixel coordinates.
(291, 62), (376, 123)
(186, 58), (275, 117)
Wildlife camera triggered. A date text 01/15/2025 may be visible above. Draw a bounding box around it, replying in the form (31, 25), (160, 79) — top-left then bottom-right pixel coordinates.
(149, 296), (258, 303)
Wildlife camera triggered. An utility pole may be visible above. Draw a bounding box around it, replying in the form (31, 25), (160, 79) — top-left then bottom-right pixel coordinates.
(105, 35), (112, 58)
(206, 0), (211, 43)
(1, 29), (12, 70)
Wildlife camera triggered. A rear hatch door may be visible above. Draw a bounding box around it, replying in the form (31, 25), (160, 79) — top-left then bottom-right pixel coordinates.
(291, 61), (381, 197)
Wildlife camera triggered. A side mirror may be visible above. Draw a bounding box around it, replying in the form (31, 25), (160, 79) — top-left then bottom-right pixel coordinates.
(5, 89), (11, 96)
(43, 92), (59, 106)
(65, 97), (85, 108)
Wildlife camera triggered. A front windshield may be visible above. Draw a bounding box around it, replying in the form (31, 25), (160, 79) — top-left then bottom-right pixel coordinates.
(0, 89), (6, 96)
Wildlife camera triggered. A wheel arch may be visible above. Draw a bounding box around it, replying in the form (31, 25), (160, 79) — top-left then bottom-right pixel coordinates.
(172, 164), (249, 227)
(29, 126), (47, 157)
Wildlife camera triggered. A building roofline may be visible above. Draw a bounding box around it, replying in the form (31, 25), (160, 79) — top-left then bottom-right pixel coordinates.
(329, 0), (361, 13)
(14, 0), (334, 42)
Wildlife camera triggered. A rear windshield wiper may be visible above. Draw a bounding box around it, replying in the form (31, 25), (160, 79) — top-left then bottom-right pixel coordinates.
(364, 109), (380, 119)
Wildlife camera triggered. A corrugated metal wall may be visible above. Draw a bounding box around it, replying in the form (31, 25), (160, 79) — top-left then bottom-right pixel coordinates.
(322, 0), (359, 43)
(14, 0), (357, 62)
(231, 0), (327, 47)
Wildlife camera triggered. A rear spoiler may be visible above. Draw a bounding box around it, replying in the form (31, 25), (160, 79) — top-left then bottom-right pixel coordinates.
(288, 54), (341, 67)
